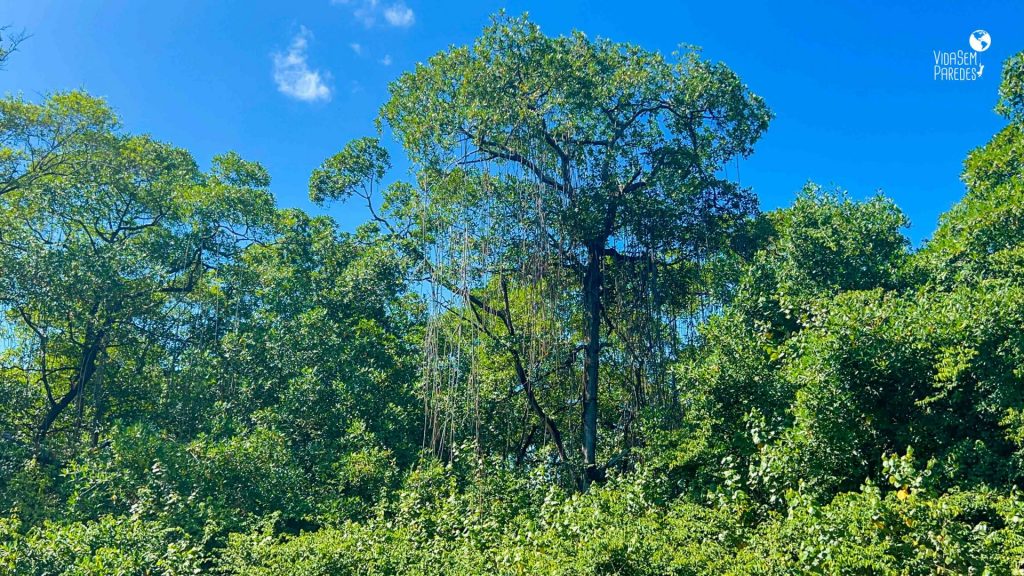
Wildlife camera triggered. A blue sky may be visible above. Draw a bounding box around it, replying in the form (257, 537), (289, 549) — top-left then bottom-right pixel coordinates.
(1, 0), (1021, 244)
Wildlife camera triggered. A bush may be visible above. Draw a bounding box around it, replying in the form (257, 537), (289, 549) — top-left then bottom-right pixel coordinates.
(0, 515), (201, 576)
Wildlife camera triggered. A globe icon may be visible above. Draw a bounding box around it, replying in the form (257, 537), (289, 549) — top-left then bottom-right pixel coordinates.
(970, 30), (991, 52)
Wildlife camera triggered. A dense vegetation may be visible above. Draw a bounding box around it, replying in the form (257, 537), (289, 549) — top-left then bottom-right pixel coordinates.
(2, 16), (1024, 574)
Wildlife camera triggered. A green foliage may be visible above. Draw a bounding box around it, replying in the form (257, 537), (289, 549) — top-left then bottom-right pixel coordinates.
(0, 91), (277, 464)
(997, 50), (1024, 122)
(318, 11), (772, 487)
(375, 13), (771, 253)
(0, 514), (201, 576)
(734, 185), (910, 336)
(309, 137), (390, 204)
(0, 90), (117, 196)
(217, 464), (1024, 575)
(920, 55), (1024, 288)
(3, 22), (1024, 576)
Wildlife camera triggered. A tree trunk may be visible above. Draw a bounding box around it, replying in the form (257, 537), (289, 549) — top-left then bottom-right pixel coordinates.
(33, 328), (105, 457)
(34, 385), (78, 457)
(582, 241), (603, 487)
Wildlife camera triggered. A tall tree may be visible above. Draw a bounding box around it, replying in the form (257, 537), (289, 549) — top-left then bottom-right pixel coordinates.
(0, 92), (274, 457)
(313, 15), (770, 485)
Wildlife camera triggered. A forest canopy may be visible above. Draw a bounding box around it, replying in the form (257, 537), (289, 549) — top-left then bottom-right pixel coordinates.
(2, 14), (1024, 575)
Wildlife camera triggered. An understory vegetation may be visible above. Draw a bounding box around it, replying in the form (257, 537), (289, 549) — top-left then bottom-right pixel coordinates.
(2, 16), (1024, 575)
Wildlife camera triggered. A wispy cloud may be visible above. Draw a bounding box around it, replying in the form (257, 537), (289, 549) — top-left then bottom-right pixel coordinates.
(379, 54), (393, 66)
(273, 27), (332, 103)
(353, 0), (379, 27)
(383, 2), (415, 27)
(350, 42), (363, 55)
(332, 0), (415, 28)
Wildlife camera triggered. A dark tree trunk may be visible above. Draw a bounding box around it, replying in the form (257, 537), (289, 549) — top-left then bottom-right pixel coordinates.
(582, 241), (603, 487)
(34, 385), (78, 457)
(33, 328), (105, 457)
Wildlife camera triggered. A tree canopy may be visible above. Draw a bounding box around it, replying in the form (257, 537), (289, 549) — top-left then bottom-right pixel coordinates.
(315, 15), (771, 486)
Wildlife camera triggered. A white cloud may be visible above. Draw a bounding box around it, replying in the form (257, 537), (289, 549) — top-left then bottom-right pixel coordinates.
(380, 54), (392, 66)
(350, 42), (363, 55)
(332, 0), (414, 28)
(353, 0), (379, 27)
(273, 27), (332, 103)
(383, 2), (415, 27)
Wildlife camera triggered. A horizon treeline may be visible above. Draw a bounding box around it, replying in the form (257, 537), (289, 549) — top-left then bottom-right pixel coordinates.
(2, 15), (1024, 575)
